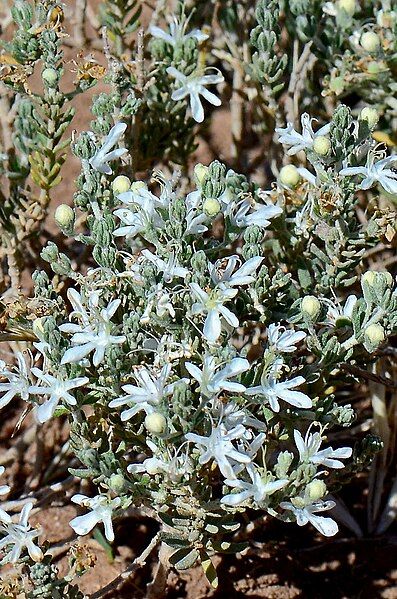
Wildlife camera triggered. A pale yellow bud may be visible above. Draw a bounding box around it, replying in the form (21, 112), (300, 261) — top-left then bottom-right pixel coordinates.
(365, 323), (385, 345)
(108, 473), (125, 493)
(32, 317), (45, 337)
(42, 67), (58, 86)
(301, 296), (321, 319)
(54, 204), (75, 230)
(306, 480), (327, 501)
(131, 181), (147, 193)
(144, 412), (167, 434)
(313, 135), (331, 156)
(337, 0), (356, 16)
(279, 165), (300, 187)
(362, 271), (377, 286)
(360, 31), (381, 52)
(202, 197), (221, 217)
(360, 107), (379, 129)
(194, 163), (209, 186)
(112, 175), (131, 195)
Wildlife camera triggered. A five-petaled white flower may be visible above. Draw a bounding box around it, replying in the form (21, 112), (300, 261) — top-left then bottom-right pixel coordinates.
(340, 152), (397, 194)
(294, 427), (352, 469)
(150, 16), (208, 47)
(109, 364), (185, 421)
(280, 497), (338, 537)
(0, 466), (11, 524)
(190, 283), (239, 344)
(0, 353), (32, 409)
(186, 424), (251, 478)
(246, 370), (312, 412)
(89, 122), (128, 175)
(60, 290), (126, 367)
(221, 464), (288, 506)
(185, 355), (250, 399)
(167, 67), (224, 123)
(29, 369), (89, 423)
(113, 196), (165, 239)
(69, 494), (121, 542)
(228, 198), (282, 229)
(276, 113), (330, 156)
(0, 502), (43, 564)
(142, 249), (189, 282)
(267, 324), (307, 353)
(209, 256), (263, 288)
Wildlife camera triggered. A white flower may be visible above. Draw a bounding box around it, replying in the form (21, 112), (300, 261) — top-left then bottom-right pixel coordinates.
(29, 369), (89, 423)
(294, 427), (352, 469)
(167, 67), (224, 123)
(323, 295), (357, 327)
(0, 466), (11, 524)
(60, 290), (126, 366)
(140, 284), (176, 323)
(221, 464), (288, 507)
(267, 324), (306, 353)
(69, 494), (121, 542)
(0, 502), (43, 564)
(185, 190), (208, 235)
(109, 364), (184, 421)
(116, 182), (158, 207)
(0, 353), (32, 409)
(246, 371), (312, 412)
(228, 198), (282, 228)
(190, 283), (239, 343)
(186, 424), (251, 478)
(276, 113), (331, 156)
(209, 255), (263, 288)
(185, 355), (250, 399)
(89, 122), (128, 175)
(113, 196), (165, 239)
(340, 152), (397, 194)
(280, 497), (338, 537)
(150, 16), (208, 46)
(128, 440), (193, 482)
(141, 249), (189, 282)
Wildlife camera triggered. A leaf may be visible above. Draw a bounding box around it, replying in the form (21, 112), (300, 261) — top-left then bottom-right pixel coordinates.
(200, 551), (218, 589)
(169, 547), (199, 570)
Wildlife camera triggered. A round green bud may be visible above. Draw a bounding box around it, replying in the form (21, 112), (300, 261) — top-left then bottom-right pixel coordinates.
(337, 0), (356, 16)
(306, 480), (327, 501)
(313, 135), (331, 156)
(360, 31), (381, 53)
(360, 107), (379, 129)
(364, 323), (385, 345)
(144, 412), (167, 434)
(194, 163), (209, 186)
(108, 473), (126, 493)
(42, 67), (58, 87)
(362, 270), (377, 286)
(367, 61), (382, 74)
(301, 296), (321, 319)
(54, 204), (75, 230)
(112, 175), (131, 195)
(279, 164), (300, 187)
(202, 197), (221, 217)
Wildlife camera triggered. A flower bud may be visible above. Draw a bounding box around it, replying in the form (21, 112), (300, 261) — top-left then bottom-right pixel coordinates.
(313, 135), (331, 156)
(112, 175), (131, 195)
(54, 204), (75, 230)
(194, 163), (209, 186)
(144, 412), (167, 434)
(108, 473), (126, 493)
(365, 323), (385, 345)
(306, 480), (327, 501)
(360, 107), (379, 129)
(337, 0), (356, 15)
(42, 67), (58, 87)
(32, 317), (45, 337)
(279, 165), (300, 187)
(131, 181), (147, 193)
(301, 296), (321, 319)
(202, 197), (221, 217)
(360, 31), (381, 53)
(362, 270), (377, 286)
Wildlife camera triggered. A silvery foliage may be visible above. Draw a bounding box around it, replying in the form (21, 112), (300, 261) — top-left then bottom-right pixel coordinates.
(1, 97), (396, 576)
